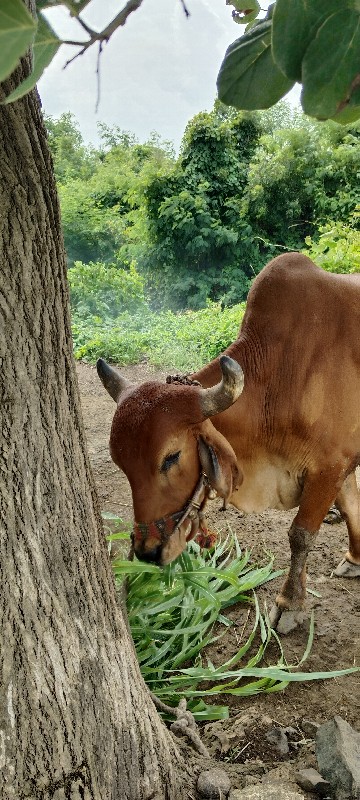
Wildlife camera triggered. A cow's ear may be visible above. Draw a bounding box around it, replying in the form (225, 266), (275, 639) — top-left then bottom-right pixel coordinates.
(198, 434), (241, 500)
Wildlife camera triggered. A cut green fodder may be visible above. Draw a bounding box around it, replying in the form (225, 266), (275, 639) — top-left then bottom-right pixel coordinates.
(107, 523), (358, 721)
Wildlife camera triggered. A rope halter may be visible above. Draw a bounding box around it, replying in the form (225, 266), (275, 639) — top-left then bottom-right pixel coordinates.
(132, 472), (216, 548)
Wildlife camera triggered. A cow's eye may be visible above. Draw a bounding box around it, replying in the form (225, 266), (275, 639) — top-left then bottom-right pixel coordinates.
(161, 451), (181, 473)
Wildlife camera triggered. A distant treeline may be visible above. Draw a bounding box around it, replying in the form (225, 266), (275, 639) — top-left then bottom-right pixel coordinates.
(46, 101), (360, 315)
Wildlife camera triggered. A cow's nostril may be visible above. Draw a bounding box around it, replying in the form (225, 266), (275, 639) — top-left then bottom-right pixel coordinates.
(136, 545), (162, 564)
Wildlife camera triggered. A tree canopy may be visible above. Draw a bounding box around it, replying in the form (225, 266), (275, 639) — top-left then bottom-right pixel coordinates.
(46, 105), (360, 312)
(2, 1), (359, 313)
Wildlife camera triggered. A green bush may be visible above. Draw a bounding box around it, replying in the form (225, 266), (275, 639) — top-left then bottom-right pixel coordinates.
(71, 301), (245, 371)
(303, 213), (360, 274)
(71, 312), (150, 364)
(68, 259), (146, 317)
(148, 302), (245, 369)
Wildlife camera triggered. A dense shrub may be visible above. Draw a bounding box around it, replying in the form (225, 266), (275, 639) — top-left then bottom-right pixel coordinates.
(71, 313), (150, 365)
(303, 213), (360, 274)
(68, 260), (146, 317)
(72, 301), (245, 371)
(46, 109), (360, 311)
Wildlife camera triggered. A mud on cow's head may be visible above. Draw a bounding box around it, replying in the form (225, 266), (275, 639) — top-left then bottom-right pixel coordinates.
(97, 356), (244, 565)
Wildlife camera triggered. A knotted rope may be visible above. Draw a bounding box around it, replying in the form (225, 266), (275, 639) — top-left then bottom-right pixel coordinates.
(166, 373), (201, 387)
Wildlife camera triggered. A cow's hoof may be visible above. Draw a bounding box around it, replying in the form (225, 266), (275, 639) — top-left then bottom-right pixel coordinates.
(269, 604), (307, 633)
(333, 558), (360, 578)
(323, 506), (343, 525)
(276, 610), (307, 635)
(268, 603), (283, 629)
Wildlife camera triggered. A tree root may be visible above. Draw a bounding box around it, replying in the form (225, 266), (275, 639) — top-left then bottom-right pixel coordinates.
(150, 693), (210, 757)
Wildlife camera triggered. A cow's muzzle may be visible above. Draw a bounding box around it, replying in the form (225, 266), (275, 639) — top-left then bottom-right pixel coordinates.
(132, 472), (215, 563)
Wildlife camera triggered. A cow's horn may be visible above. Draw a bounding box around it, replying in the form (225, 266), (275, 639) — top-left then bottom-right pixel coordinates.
(96, 358), (131, 403)
(199, 355), (244, 418)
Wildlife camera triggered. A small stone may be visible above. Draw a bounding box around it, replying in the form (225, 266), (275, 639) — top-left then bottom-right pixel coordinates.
(316, 715), (360, 799)
(229, 786), (304, 799)
(301, 719), (320, 738)
(265, 726), (290, 756)
(197, 768), (231, 798)
(283, 726), (298, 738)
(295, 768), (331, 796)
(262, 764), (294, 785)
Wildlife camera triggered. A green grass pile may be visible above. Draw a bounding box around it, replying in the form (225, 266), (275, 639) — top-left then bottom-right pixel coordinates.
(106, 523), (356, 721)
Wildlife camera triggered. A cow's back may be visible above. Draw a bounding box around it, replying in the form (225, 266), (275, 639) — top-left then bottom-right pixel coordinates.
(243, 252), (360, 344)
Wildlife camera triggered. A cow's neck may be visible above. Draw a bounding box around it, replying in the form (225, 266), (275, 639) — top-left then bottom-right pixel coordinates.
(192, 339), (303, 514)
(191, 336), (259, 447)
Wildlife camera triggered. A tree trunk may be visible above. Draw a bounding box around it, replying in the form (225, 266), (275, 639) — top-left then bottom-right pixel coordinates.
(0, 28), (196, 800)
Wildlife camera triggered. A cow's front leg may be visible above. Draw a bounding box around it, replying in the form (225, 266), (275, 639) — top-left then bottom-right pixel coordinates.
(270, 470), (340, 629)
(269, 524), (314, 629)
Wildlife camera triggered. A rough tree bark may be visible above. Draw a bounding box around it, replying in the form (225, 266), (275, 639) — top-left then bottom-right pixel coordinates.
(0, 10), (198, 799)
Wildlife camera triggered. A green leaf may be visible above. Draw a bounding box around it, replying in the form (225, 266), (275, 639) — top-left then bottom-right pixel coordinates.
(331, 101), (360, 125)
(272, 0), (360, 121)
(0, 0), (36, 84)
(231, 0), (260, 11)
(102, 512), (125, 521)
(301, 9), (360, 120)
(272, 0), (340, 82)
(171, 664), (359, 684)
(111, 560), (160, 575)
(306, 587), (322, 598)
(189, 704), (229, 722)
(231, 1), (261, 26)
(3, 13), (61, 104)
(217, 18), (294, 111)
(297, 611), (314, 666)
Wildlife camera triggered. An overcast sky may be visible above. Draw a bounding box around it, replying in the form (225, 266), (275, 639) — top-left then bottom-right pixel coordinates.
(39, 0), (300, 151)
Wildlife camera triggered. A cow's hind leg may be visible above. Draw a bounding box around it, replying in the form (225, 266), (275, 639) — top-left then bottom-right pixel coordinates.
(269, 471), (340, 629)
(333, 471), (360, 577)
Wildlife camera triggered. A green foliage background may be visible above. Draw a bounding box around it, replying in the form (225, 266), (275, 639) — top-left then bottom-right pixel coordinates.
(71, 301), (245, 371)
(45, 103), (360, 370)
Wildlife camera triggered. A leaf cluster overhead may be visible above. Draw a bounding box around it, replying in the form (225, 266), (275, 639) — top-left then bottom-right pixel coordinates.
(1, 0), (360, 125)
(218, 0), (360, 124)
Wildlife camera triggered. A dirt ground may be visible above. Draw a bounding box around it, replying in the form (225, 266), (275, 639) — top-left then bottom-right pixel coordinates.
(77, 361), (360, 791)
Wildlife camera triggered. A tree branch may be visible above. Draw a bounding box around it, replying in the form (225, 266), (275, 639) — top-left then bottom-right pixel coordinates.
(95, 0), (145, 41)
(74, 15), (97, 37)
(63, 0), (146, 69)
(179, 0), (190, 18)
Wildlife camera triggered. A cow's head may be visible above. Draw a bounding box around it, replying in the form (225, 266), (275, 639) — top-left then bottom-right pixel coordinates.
(97, 356), (244, 564)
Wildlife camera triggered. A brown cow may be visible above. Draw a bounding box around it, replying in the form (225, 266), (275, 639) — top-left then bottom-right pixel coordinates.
(97, 253), (360, 625)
